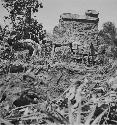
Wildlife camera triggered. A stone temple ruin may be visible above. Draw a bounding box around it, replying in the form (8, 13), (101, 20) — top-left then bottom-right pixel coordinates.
(52, 10), (100, 65)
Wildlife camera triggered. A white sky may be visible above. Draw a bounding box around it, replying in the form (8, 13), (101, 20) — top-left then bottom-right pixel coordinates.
(0, 0), (117, 33)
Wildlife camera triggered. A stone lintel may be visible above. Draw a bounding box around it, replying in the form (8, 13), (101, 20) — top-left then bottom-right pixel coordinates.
(60, 17), (99, 23)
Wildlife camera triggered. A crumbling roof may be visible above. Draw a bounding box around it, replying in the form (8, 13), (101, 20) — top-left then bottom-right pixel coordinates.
(60, 10), (99, 23)
(85, 10), (99, 15)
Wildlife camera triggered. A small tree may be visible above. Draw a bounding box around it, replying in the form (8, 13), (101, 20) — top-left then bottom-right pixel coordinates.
(99, 22), (116, 45)
(99, 22), (117, 59)
(2, 0), (46, 44)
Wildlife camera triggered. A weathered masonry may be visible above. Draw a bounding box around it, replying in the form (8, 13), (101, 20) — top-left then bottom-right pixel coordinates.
(53, 10), (99, 55)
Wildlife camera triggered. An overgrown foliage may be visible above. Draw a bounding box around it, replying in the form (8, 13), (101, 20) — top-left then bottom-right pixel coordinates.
(0, 1), (117, 125)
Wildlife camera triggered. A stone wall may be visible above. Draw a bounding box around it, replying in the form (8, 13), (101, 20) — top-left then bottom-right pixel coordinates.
(53, 10), (99, 55)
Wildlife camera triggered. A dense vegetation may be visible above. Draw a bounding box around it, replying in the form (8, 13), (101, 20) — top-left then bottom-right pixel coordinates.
(0, 0), (117, 125)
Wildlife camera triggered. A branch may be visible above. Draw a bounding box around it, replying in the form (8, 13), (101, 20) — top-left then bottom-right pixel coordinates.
(0, 117), (13, 125)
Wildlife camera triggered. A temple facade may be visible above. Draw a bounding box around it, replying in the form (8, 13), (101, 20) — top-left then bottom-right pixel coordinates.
(53, 10), (99, 55)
